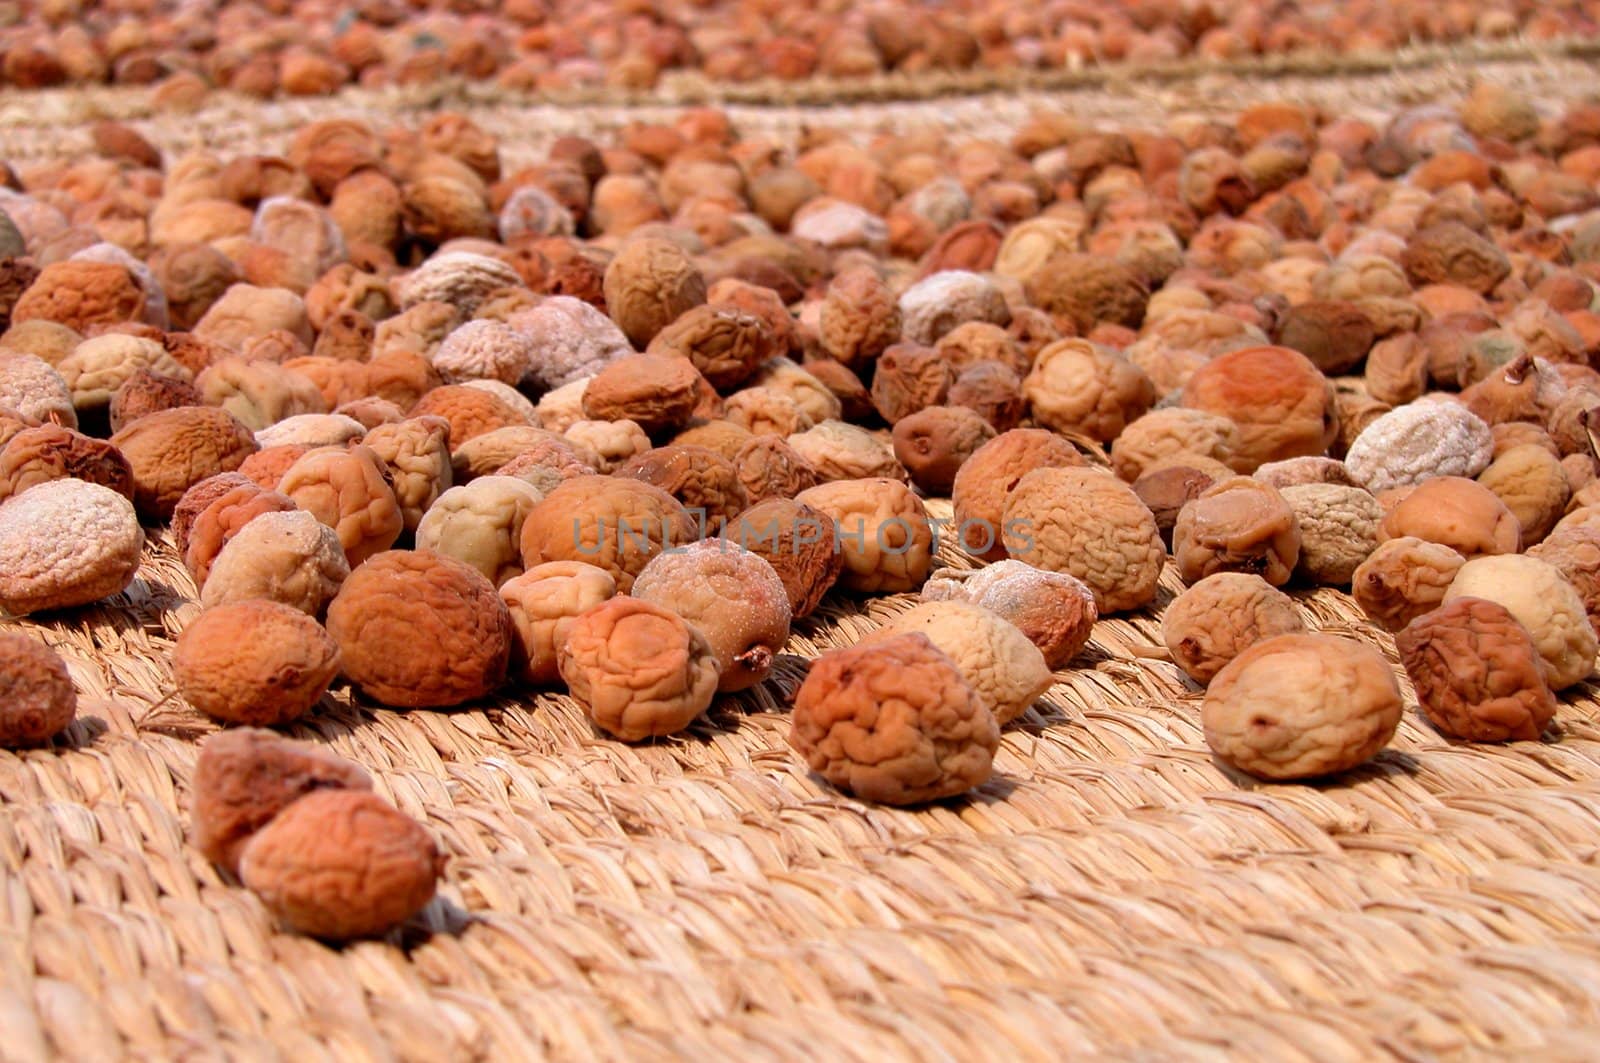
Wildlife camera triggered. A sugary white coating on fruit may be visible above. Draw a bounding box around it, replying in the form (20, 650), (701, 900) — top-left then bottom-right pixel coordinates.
(431, 319), (536, 387)
(632, 538), (792, 693)
(0, 478), (144, 615)
(869, 599), (1052, 725)
(255, 413), (366, 450)
(921, 559), (1098, 669)
(201, 509), (350, 615)
(897, 270), (1011, 345)
(1444, 554), (1599, 690)
(498, 185), (575, 242)
(1345, 401), (1494, 493)
(0, 353), (76, 428)
(508, 297), (633, 392)
(790, 199), (888, 251)
(415, 475), (545, 586)
(393, 250), (521, 314)
(1203, 633), (1403, 780)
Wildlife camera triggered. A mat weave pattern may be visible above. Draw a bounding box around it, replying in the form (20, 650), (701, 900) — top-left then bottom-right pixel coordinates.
(7, 496), (1600, 1060)
(8, 40), (1600, 1059)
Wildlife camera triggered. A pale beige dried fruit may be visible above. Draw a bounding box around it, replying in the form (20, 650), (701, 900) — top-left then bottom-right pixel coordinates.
(1023, 339), (1155, 443)
(920, 560), (1096, 669)
(787, 420), (906, 483)
(1203, 633), (1402, 780)
(173, 600), (340, 726)
(1444, 554), (1598, 690)
(361, 416), (452, 533)
(789, 633), (998, 805)
(497, 560), (618, 686)
(866, 599), (1051, 725)
(557, 596), (721, 741)
(1001, 466), (1165, 613)
(1111, 408), (1240, 483)
(1280, 483), (1382, 585)
(796, 477), (934, 594)
(200, 509), (349, 616)
(1396, 597), (1557, 742)
(1162, 573), (1305, 685)
(1345, 401), (1494, 493)
(1477, 443), (1570, 546)
(415, 475), (545, 586)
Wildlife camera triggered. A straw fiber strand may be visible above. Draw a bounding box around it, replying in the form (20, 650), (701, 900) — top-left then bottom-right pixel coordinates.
(6, 494), (1600, 1059)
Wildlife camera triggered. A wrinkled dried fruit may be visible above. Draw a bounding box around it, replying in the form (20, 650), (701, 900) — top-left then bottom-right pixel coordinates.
(1396, 597), (1557, 742)
(1444, 554), (1598, 690)
(173, 601), (340, 726)
(0, 632), (76, 747)
(497, 560), (618, 685)
(867, 599), (1051, 725)
(789, 633), (998, 805)
(1162, 572), (1305, 685)
(1203, 633), (1402, 780)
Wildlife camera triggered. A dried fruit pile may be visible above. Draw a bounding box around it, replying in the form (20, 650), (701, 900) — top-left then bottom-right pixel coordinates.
(5, 80), (1600, 941)
(1, 0), (1597, 97)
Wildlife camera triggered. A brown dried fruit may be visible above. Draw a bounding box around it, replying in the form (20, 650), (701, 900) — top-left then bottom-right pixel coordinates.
(1529, 524), (1600, 635)
(190, 728), (372, 876)
(557, 596), (721, 740)
(1172, 476), (1302, 587)
(892, 405), (996, 496)
(1396, 597), (1557, 742)
(518, 475), (695, 593)
(1132, 464), (1217, 545)
(731, 436), (819, 505)
(581, 353), (702, 436)
(1111, 408), (1239, 483)
(0, 423), (133, 503)
(1203, 633), (1402, 780)
(1274, 300), (1375, 375)
(722, 498), (843, 619)
(648, 303), (776, 391)
(921, 559), (1096, 669)
(110, 405), (258, 518)
(870, 342), (953, 426)
(951, 428), (1085, 561)
(1401, 222), (1512, 294)
(1002, 466), (1165, 613)
(1025, 252), (1148, 333)
(865, 599), (1051, 725)
(239, 790), (442, 940)
(1351, 536), (1467, 633)
(948, 360), (1025, 432)
(1162, 572), (1305, 685)
(789, 633), (998, 805)
(817, 266), (900, 370)
(1364, 334), (1429, 406)
(173, 601), (340, 726)
(322, 549), (512, 709)
(1180, 345), (1337, 471)
(108, 369), (204, 432)
(796, 477), (933, 593)
(602, 237), (707, 348)
(0, 632), (76, 747)
(1379, 476), (1521, 558)
(498, 561), (618, 686)
(615, 445), (748, 528)
(633, 539), (791, 692)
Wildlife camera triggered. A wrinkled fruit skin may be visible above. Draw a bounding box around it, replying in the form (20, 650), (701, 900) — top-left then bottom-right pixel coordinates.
(325, 549), (513, 708)
(0, 632), (76, 747)
(173, 601), (341, 726)
(1396, 598), (1557, 742)
(557, 597), (721, 741)
(1172, 477), (1302, 587)
(1202, 633), (1403, 780)
(191, 728), (372, 876)
(1162, 572), (1305, 685)
(0, 477), (144, 615)
(498, 561), (618, 685)
(239, 789), (443, 940)
(789, 632), (998, 805)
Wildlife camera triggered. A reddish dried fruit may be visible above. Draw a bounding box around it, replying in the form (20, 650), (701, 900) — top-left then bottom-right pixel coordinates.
(1396, 597), (1557, 742)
